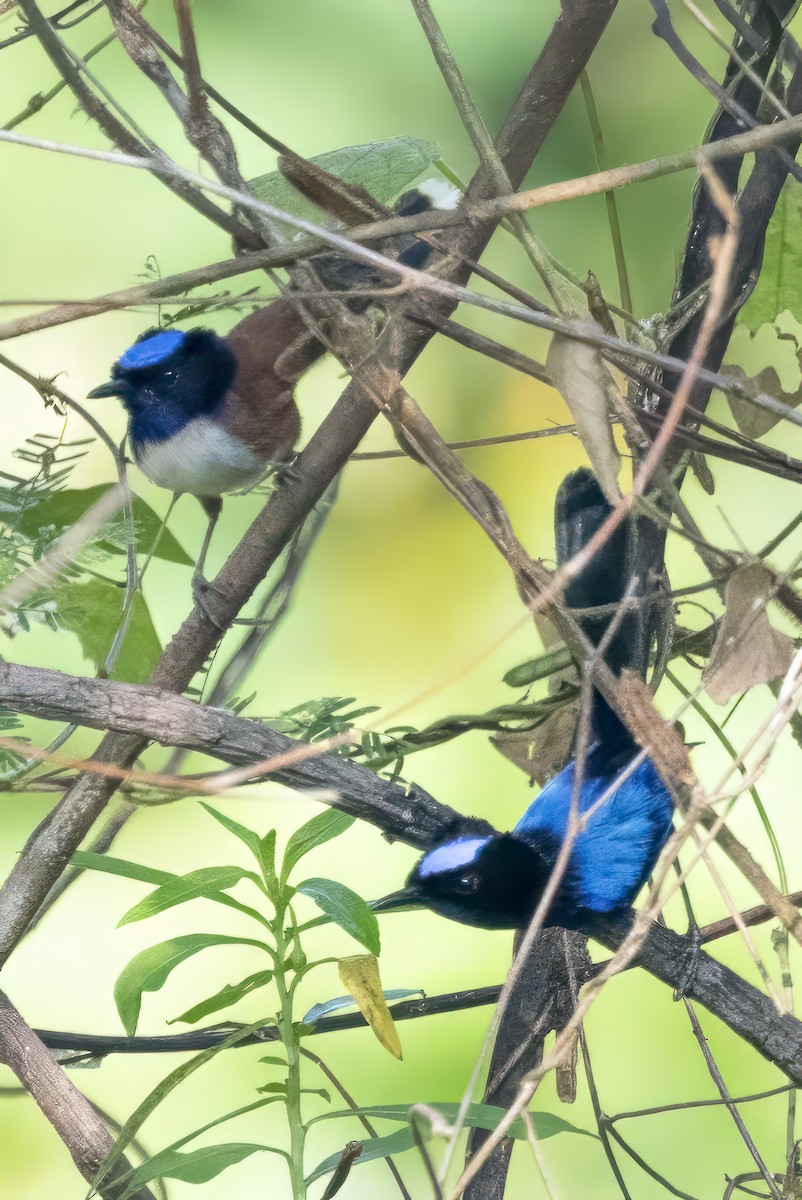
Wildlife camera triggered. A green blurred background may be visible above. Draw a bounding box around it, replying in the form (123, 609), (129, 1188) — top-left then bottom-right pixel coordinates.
(3, 0), (802, 1195)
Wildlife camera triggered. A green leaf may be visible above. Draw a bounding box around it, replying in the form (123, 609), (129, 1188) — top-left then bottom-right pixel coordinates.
(118, 867), (255, 926)
(739, 179), (802, 331)
(248, 137), (438, 231)
(313, 1102), (592, 1139)
(52, 578), (161, 684)
(73, 850), (266, 929)
(119, 1143), (274, 1196)
(307, 1128), (416, 1186)
(281, 809), (355, 882)
(259, 830), (277, 884)
(257, 1081), (288, 1095)
(18, 485), (191, 564)
(296, 878), (379, 955)
(114, 934), (268, 1035)
(503, 646), (573, 688)
(71, 851), (177, 888)
(168, 971), (274, 1025)
(307, 1105), (593, 1184)
(200, 803), (276, 883)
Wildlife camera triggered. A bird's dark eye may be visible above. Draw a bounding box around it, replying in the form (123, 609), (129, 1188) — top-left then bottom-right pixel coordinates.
(457, 873), (479, 893)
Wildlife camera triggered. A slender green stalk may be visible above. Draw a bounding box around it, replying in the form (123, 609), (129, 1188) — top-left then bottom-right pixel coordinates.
(579, 69), (633, 314)
(274, 905), (306, 1199)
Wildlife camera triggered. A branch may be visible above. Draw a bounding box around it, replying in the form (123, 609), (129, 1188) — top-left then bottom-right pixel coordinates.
(0, 661), (459, 847)
(0, 990), (155, 1200)
(29, 910), (802, 1085)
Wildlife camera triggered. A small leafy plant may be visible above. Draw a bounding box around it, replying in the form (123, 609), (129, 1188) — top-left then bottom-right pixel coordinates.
(78, 804), (388, 1198)
(76, 804), (588, 1198)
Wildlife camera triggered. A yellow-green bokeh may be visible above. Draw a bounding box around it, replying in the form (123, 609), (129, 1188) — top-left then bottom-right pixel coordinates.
(3, 1), (802, 1196)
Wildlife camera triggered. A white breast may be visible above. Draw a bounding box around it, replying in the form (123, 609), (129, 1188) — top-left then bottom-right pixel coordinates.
(134, 417), (265, 497)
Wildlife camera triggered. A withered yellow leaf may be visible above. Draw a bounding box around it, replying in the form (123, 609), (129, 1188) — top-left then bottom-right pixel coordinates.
(547, 323), (621, 503)
(703, 564), (794, 705)
(338, 954), (402, 1060)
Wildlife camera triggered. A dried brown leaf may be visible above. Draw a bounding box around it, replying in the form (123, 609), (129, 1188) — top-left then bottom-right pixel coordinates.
(547, 323), (621, 503)
(491, 704), (578, 786)
(703, 563), (794, 704)
(689, 451), (715, 495)
(725, 361), (802, 439)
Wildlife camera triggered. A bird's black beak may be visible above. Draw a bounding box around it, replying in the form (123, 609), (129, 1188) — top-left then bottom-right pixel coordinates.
(371, 886), (423, 913)
(87, 380), (129, 399)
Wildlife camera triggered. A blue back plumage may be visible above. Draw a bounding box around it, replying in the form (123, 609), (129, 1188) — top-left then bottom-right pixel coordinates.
(514, 745), (673, 914)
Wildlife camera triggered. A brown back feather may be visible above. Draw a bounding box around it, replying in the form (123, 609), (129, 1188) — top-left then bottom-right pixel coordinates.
(221, 299), (318, 461)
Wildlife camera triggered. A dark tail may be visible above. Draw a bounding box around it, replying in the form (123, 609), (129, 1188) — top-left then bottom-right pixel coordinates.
(310, 188), (437, 307)
(555, 468), (653, 745)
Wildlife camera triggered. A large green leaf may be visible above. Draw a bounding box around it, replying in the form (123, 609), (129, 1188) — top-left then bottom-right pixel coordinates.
(307, 1104), (593, 1185)
(295, 878), (379, 955)
(199, 803), (275, 883)
(114, 934), (269, 1035)
(281, 809), (354, 882)
(739, 179), (802, 331)
(168, 970), (274, 1025)
(52, 577), (161, 684)
(118, 867), (256, 926)
(72, 851), (265, 927)
(119, 1143), (276, 1196)
(17, 485), (191, 564)
(310, 1102), (593, 1139)
(248, 136), (438, 231)
(70, 850), (177, 887)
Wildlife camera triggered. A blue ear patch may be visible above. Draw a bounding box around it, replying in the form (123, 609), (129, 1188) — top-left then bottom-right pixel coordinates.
(419, 837), (489, 878)
(118, 329), (186, 370)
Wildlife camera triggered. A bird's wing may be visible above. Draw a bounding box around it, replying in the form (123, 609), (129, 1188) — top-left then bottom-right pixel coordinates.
(515, 756), (674, 912)
(221, 300), (309, 461)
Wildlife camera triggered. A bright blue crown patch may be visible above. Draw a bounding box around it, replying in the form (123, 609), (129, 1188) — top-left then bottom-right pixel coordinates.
(118, 329), (186, 371)
(419, 837), (489, 878)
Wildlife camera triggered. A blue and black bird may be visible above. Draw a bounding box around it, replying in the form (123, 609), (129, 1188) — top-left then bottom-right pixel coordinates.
(377, 469), (675, 930)
(86, 187), (444, 585)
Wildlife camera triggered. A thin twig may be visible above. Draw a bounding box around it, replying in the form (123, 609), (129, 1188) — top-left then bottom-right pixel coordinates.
(682, 997), (780, 1198)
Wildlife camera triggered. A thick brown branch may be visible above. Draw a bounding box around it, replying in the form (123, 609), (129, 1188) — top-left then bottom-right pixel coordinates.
(0, 662), (459, 847)
(0, 990), (154, 1200)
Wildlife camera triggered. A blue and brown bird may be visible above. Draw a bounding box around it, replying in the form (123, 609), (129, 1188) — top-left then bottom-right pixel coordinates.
(376, 468), (675, 930)
(87, 186), (449, 594)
